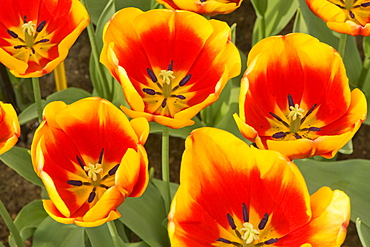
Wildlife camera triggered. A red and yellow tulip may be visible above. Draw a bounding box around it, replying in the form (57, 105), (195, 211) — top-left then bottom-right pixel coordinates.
(156, 0), (243, 16)
(0, 102), (20, 155)
(0, 0), (89, 77)
(234, 33), (367, 160)
(168, 127), (350, 246)
(31, 97), (149, 227)
(306, 0), (370, 36)
(100, 8), (241, 129)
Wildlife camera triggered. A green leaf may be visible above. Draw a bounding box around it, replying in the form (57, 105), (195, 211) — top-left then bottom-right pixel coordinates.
(33, 217), (85, 247)
(357, 217), (370, 247)
(116, 0), (152, 11)
(18, 100), (47, 125)
(295, 159), (370, 224)
(118, 182), (170, 247)
(152, 178), (179, 200)
(95, 0), (116, 51)
(0, 147), (43, 187)
(46, 87), (91, 104)
(8, 200), (48, 246)
(125, 242), (150, 247)
(338, 139), (353, 155)
(86, 0), (109, 24)
(85, 224), (115, 247)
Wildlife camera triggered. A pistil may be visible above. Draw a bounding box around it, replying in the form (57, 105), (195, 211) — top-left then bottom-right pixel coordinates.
(22, 21), (36, 47)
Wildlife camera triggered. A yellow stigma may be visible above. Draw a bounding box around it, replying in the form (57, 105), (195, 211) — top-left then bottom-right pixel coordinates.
(239, 222), (260, 244)
(159, 70), (175, 85)
(84, 163), (103, 182)
(22, 21), (36, 36)
(288, 104), (305, 121)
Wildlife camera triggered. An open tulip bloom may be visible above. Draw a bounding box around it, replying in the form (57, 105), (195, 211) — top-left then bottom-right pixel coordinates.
(31, 97), (149, 227)
(234, 33), (367, 160)
(155, 0), (243, 16)
(0, 0), (89, 77)
(101, 8), (241, 129)
(0, 101), (20, 155)
(168, 127), (350, 246)
(306, 0), (370, 36)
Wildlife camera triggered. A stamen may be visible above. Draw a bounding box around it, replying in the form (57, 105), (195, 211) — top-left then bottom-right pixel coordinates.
(179, 74), (192, 86)
(216, 238), (233, 244)
(67, 180), (83, 186)
(147, 68), (158, 82)
(200, 0), (206, 2)
(168, 60), (174, 71)
(143, 88), (156, 95)
(242, 203), (249, 222)
(265, 238), (279, 245)
(227, 213), (237, 230)
(287, 94), (294, 108)
(99, 184), (110, 189)
(159, 70), (175, 85)
(272, 132), (286, 139)
(76, 155), (85, 169)
(7, 30), (18, 38)
(14, 45), (25, 49)
(258, 213), (269, 230)
(36, 20), (46, 32)
(300, 103), (317, 124)
(23, 15), (27, 24)
(34, 39), (49, 45)
(349, 11), (355, 18)
(108, 164), (120, 176)
(269, 112), (290, 128)
(98, 148), (104, 164)
(88, 191), (96, 203)
(361, 2), (370, 7)
(308, 127), (321, 131)
(294, 133), (302, 139)
(161, 98), (167, 108)
(172, 95), (186, 100)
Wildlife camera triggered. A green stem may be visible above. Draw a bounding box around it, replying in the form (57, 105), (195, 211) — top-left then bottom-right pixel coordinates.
(357, 56), (370, 90)
(162, 126), (171, 213)
(107, 221), (124, 247)
(338, 33), (348, 59)
(80, 0), (111, 100)
(32, 77), (42, 123)
(0, 200), (25, 247)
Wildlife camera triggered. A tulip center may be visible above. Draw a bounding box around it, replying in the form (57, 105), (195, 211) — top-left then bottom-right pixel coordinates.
(7, 16), (49, 55)
(142, 61), (191, 115)
(269, 94), (321, 140)
(217, 203), (278, 247)
(329, 0), (370, 25)
(67, 148), (120, 204)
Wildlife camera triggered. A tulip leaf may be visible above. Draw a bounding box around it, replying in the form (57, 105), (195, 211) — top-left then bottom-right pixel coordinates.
(251, 0), (299, 45)
(18, 100), (47, 125)
(8, 200), (48, 246)
(295, 159), (370, 225)
(356, 217), (370, 247)
(118, 182), (170, 247)
(86, 0), (109, 24)
(296, 0), (362, 85)
(0, 146), (43, 187)
(152, 178), (179, 200)
(85, 224), (115, 247)
(46, 87), (91, 104)
(116, 0), (152, 12)
(338, 139), (353, 155)
(33, 217), (85, 247)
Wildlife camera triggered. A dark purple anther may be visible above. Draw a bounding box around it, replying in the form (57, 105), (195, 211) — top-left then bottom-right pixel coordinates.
(98, 148), (105, 164)
(227, 213), (236, 230)
(216, 238), (232, 244)
(287, 94), (294, 108)
(269, 112), (283, 122)
(76, 155), (85, 169)
(143, 88), (156, 95)
(305, 103), (317, 117)
(350, 11), (355, 18)
(88, 191), (96, 203)
(161, 98), (167, 108)
(23, 15), (27, 23)
(14, 45), (24, 49)
(168, 60), (174, 71)
(7, 30), (18, 38)
(67, 180), (83, 186)
(361, 2), (370, 7)
(200, 0), (206, 2)
(108, 164), (120, 176)
(308, 127), (321, 132)
(242, 203), (249, 222)
(265, 238), (279, 245)
(147, 68), (158, 82)
(35, 39), (49, 44)
(294, 133), (302, 139)
(272, 132), (286, 139)
(174, 95), (186, 100)
(179, 74), (192, 86)
(100, 184), (110, 189)
(36, 20), (46, 32)
(258, 213), (269, 230)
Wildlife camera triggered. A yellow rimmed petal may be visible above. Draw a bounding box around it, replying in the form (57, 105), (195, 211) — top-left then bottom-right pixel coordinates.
(75, 210), (121, 228)
(0, 102), (20, 155)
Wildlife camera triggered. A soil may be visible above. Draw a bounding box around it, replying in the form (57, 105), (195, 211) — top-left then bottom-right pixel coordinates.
(0, 1), (366, 246)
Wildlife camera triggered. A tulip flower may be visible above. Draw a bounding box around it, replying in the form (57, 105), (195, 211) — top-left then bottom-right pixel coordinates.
(168, 127), (350, 246)
(306, 0), (370, 36)
(0, 102), (20, 155)
(101, 8), (241, 129)
(0, 0), (89, 77)
(31, 97), (149, 227)
(156, 0), (243, 16)
(234, 33), (367, 160)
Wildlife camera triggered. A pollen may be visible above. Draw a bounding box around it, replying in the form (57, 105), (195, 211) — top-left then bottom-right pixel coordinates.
(288, 103), (305, 121)
(159, 70), (175, 85)
(22, 21), (36, 36)
(84, 163), (103, 182)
